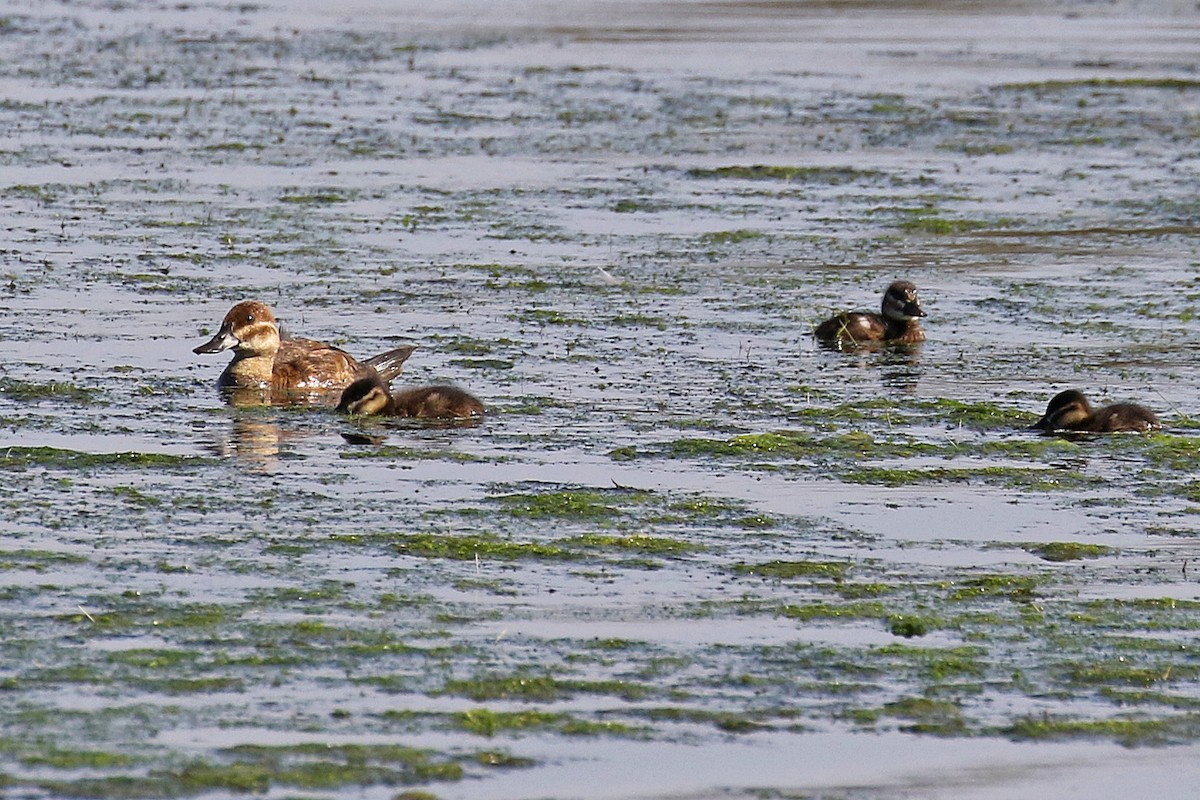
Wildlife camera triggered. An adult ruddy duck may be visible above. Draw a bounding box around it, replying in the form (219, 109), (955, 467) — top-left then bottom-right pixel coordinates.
(194, 301), (415, 397)
(1033, 389), (1161, 433)
(337, 373), (485, 419)
(814, 280), (926, 345)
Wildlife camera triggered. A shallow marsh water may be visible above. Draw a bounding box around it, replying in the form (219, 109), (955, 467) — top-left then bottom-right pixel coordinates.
(1, 0), (1200, 798)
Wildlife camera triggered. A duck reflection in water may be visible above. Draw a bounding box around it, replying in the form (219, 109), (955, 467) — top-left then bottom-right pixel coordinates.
(814, 338), (923, 395)
(202, 413), (295, 474)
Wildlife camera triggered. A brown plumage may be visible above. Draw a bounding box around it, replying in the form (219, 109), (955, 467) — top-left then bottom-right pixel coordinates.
(814, 280), (926, 345)
(337, 374), (485, 419)
(1033, 390), (1161, 433)
(194, 301), (415, 397)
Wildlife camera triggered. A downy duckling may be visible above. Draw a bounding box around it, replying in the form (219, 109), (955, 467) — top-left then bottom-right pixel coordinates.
(194, 301), (415, 395)
(814, 280), (927, 345)
(337, 374), (485, 419)
(1033, 389), (1161, 433)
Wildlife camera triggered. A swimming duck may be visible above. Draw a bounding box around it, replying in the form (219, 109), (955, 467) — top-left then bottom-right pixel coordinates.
(814, 280), (926, 345)
(337, 373), (485, 419)
(194, 301), (416, 396)
(1033, 389), (1161, 433)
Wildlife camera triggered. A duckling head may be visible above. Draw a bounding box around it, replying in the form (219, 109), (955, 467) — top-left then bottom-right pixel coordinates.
(1033, 389), (1091, 431)
(194, 301), (279, 357)
(881, 280), (926, 323)
(337, 376), (392, 416)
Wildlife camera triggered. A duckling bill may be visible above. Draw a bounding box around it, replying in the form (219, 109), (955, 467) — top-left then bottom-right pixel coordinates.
(1033, 389), (1160, 433)
(194, 301), (415, 397)
(337, 374), (485, 419)
(814, 280), (926, 345)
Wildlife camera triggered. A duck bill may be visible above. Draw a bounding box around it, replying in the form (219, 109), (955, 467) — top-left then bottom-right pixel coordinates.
(905, 302), (927, 319)
(1031, 415), (1053, 431)
(193, 326), (240, 355)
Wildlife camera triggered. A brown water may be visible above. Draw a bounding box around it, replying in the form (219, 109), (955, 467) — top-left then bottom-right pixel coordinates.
(2, 1), (1200, 798)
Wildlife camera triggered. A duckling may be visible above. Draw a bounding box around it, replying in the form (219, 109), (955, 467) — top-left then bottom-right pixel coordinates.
(337, 374), (485, 419)
(1033, 389), (1161, 433)
(194, 301), (415, 395)
(814, 280), (926, 345)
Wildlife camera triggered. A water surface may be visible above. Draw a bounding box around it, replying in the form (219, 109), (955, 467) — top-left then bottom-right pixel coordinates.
(1, 1), (1199, 798)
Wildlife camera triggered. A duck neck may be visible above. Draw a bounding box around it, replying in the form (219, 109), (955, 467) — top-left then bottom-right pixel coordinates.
(886, 317), (923, 342)
(219, 351), (277, 388)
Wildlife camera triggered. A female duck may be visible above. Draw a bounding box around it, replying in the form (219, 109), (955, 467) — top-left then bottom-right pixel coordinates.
(194, 301), (415, 395)
(337, 373), (485, 419)
(815, 280), (926, 345)
(1033, 389), (1161, 433)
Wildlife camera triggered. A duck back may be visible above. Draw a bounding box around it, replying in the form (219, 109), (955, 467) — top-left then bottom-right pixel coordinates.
(390, 386), (486, 418)
(815, 312), (887, 342)
(1087, 402), (1160, 433)
(265, 338), (365, 390)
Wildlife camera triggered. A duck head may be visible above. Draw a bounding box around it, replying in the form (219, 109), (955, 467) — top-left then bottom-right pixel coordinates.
(194, 301), (280, 357)
(881, 280), (926, 323)
(1033, 389), (1091, 431)
(337, 375), (393, 415)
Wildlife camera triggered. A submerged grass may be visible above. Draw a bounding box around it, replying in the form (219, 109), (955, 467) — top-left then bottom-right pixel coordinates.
(686, 165), (884, 183)
(386, 530), (697, 565)
(0, 379), (100, 404)
(32, 743), (480, 797)
(733, 560), (850, 581)
(1001, 77), (1200, 92)
(1002, 713), (1200, 746)
(1025, 542), (1113, 562)
(441, 672), (653, 703)
(879, 697), (968, 735)
(777, 601), (889, 622)
(620, 430), (939, 462)
(393, 533), (575, 561)
(454, 708), (643, 738)
(0, 447), (205, 470)
(494, 490), (626, 520)
(840, 465), (1097, 489)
